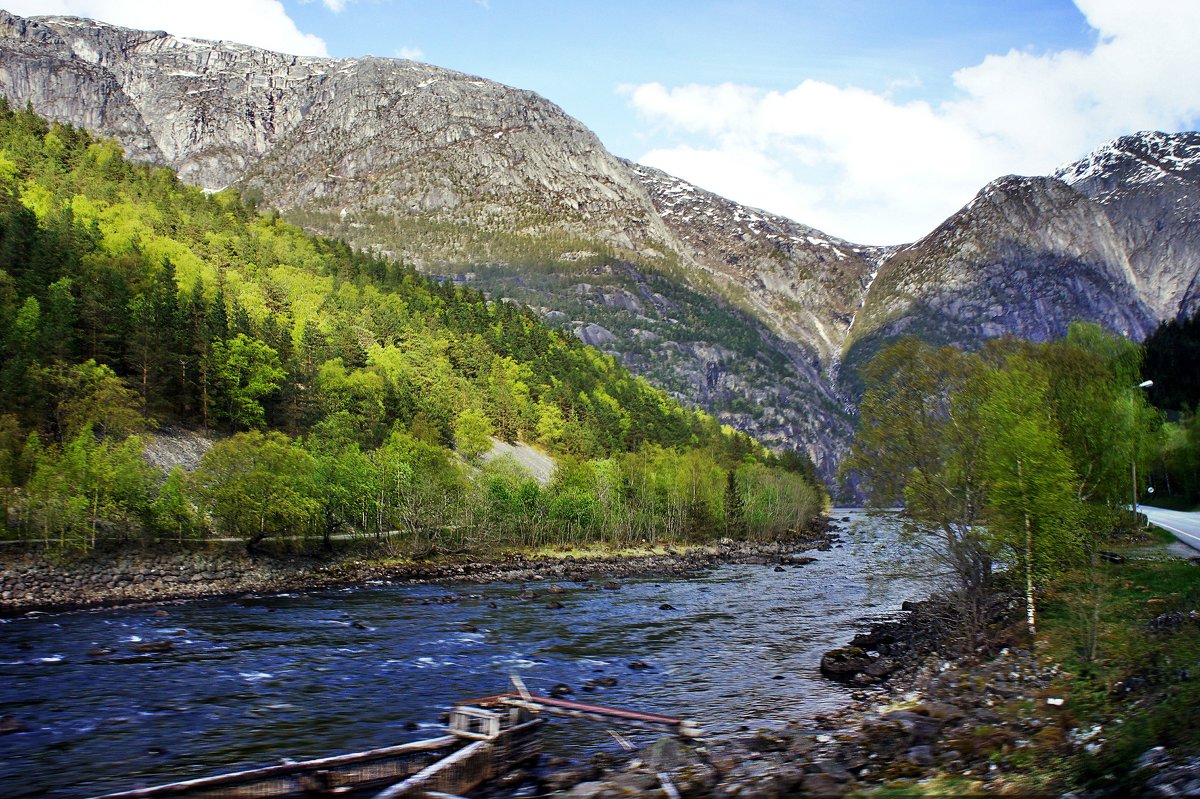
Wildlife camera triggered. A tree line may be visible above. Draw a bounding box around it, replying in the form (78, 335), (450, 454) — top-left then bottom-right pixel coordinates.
(1140, 305), (1200, 506)
(0, 101), (823, 552)
(845, 323), (1159, 651)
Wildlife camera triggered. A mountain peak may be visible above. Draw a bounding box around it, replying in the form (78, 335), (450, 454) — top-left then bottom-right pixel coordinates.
(1053, 130), (1200, 191)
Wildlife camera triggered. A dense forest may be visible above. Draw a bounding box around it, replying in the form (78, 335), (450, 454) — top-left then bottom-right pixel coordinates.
(0, 102), (822, 553)
(1141, 307), (1200, 506)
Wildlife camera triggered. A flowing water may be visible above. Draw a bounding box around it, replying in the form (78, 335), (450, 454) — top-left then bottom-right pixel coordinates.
(0, 510), (932, 798)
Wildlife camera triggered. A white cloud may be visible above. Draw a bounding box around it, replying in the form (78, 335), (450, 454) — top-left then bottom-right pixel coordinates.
(322, 0), (348, 11)
(624, 0), (1200, 244)
(9, 0), (329, 57)
(396, 46), (424, 61)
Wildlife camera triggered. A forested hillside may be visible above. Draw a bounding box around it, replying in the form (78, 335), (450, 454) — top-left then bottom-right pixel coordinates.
(0, 103), (821, 552)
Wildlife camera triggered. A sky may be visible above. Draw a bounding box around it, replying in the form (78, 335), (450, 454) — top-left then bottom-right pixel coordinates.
(10, 0), (1200, 244)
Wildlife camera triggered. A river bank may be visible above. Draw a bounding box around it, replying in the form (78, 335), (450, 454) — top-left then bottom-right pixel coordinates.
(0, 522), (840, 615)
(539, 536), (1200, 798)
(2, 511), (930, 799)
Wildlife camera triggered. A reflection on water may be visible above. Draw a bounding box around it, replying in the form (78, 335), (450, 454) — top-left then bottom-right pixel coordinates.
(0, 510), (930, 798)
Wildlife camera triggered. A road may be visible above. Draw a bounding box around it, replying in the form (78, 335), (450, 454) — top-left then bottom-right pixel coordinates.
(1140, 506), (1200, 553)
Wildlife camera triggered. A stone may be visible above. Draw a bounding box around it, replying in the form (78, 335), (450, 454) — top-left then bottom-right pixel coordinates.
(913, 701), (967, 722)
(133, 640), (174, 654)
(800, 773), (849, 798)
(864, 657), (898, 678)
(563, 781), (610, 799)
(903, 745), (936, 766)
(645, 736), (686, 771)
(820, 647), (872, 678)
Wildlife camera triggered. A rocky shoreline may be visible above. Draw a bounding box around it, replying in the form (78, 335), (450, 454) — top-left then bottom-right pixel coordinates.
(0, 525), (840, 616)
(537, 595), (1200, 798)
(529, 596), (1047, 798)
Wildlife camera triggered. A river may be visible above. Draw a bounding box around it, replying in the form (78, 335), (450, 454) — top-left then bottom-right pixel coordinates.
(0, 510), (932, 798)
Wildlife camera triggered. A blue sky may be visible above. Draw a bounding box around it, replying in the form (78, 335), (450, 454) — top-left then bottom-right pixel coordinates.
(285, 0), (1097, 159)
(15, 1), (1200, 243)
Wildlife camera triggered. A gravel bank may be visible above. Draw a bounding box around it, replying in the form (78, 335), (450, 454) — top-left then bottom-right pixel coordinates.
(0, 526), (839, 615)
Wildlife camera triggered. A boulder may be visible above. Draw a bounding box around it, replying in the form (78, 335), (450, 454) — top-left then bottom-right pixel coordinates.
(800, 772), (850, 798)
(820, 647), (872, 678)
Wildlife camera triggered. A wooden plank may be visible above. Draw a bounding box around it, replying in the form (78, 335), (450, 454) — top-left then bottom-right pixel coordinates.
(372, 741), (490, 799)
(505, 695), (685, 726)
(93, 736), (459, 799)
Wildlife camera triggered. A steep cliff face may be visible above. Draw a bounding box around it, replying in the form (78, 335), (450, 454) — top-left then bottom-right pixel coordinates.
(0, 11), (663, 249)
(1052, 131), (1200, 321)
(848, 176), (1152, 369)
(842, 133), (1200, 395)
(628, 163), (880, 364)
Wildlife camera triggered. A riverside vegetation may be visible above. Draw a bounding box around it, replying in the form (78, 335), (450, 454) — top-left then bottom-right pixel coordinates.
(555, 330), (1199, 798)
(0, 104), (822, 561)
(827, 327), (1200, 796)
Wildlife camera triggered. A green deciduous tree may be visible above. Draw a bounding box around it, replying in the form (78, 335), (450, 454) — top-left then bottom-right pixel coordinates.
(977, 354), (1084, 638)
(192, 430), (319, 549)
(151, 465), (197, 542)
(210, 334), (285, 429)
(845, 337), (996, 641)
(22, 426), (155, 549)
(49, 359), (146, 441)
(454, 407), (494, 461)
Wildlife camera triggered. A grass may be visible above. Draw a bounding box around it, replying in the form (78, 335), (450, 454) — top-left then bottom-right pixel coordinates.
(882, 528), (1200, 797)
(1029, 538), (1200, 795)
(1147, 524), (1183, 546)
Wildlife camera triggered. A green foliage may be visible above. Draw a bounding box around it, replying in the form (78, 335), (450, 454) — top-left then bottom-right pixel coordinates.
(453, 407), (493, 461)
(192, 431), (319, 547)
(21, 426), (155, 549)
(736, 462), (822, 540)
(210, 334), (284, 429)
(846, 331), (1159, 640)
(151, 466), (198, 541)
(1141, 305), (1200, 413)
(1038, 557), (1200, 795)
(0, 104), (823, 553)
(1141, 310), (1200, 507)
(48, 359), (146, 440)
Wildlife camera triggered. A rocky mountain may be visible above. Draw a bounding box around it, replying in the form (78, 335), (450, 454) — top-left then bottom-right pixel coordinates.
(843, 134), (1200, 393)
(3, 9), (1199, 483)
(0, 9), (868, 474)
(1052, 131), (1200, 320)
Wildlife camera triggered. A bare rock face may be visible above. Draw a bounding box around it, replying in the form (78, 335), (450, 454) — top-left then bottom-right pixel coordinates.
(627, 162), (880, 365)
(841, 135), (1200, 395)
(1053, 131), (1200, 321)
(845, 176), (1152, 372)
(0, 11), (660, 247)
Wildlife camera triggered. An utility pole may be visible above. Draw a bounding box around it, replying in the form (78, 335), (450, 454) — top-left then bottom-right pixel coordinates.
(1132, 380), (1153, 526)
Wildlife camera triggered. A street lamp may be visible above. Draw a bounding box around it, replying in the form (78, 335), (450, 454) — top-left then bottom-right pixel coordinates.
(1132, 380), (1153, 521)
